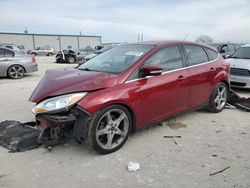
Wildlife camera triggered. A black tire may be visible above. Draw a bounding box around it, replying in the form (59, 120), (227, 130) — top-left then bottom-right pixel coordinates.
(207, 82), (228, 113)
(31, 52), (37, 56)
(47, 52), (53, 56)
(67, 56), (76, 64)
(7, 65), (25, 79)
(86, 104), (132, 154)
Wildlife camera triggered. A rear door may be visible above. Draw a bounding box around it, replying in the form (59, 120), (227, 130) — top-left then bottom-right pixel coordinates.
(183, 44), (214, 108)
(136, 45), (190, 127)
(0, 48), (14, 76)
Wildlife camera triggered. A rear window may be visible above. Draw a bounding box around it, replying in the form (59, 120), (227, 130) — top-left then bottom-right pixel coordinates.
(5, 49), (14, 57)
(204, 48), (218, 61)
(183, 45), (208, 66)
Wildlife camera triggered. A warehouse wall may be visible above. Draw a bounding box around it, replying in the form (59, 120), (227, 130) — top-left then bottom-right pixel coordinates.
(0, 34), (33, 50)
(0, 33), (101, 52)
(34, 35), (60, 51)
(79, 37), (101, 48)
(60, 36), (78, 50)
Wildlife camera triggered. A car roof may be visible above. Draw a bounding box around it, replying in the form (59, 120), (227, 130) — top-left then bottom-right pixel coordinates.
(129, 40), (217, 50)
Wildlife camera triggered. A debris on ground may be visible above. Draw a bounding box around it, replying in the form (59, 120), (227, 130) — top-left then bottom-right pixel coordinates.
(163, 136), (182, 138)
(127, 162), (140, 172)
(0, 120), (41, 152)
(228, 89), (250, 112)
(209, 166), (230, 176)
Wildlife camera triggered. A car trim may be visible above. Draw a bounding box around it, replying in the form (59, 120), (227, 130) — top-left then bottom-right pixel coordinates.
(124, 55), (219, 84)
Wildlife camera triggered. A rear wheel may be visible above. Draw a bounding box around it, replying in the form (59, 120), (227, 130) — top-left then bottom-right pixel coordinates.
(86, 105), (132, 154)
(31, 52), (37, 56)
(47, 52), (53, 56)
(207, 82), (228, 113)
(8, 65), (25, 79)
(67, 56), (76, 64)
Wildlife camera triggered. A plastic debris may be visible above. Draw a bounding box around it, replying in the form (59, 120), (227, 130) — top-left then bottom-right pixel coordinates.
(127, 162), (140, 172)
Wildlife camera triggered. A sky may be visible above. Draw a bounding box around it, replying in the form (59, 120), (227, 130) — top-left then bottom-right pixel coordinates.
(0, 0), (250, 43)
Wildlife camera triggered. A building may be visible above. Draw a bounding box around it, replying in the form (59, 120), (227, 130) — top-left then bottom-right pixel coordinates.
(0, 32), (102, 51)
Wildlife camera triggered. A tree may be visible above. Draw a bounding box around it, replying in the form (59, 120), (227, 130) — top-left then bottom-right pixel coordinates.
(196, 35), (213, 44)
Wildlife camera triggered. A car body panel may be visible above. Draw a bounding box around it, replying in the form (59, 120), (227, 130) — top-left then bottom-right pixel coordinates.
(228, 57), (250, 88)
(29, 68), (119, 102)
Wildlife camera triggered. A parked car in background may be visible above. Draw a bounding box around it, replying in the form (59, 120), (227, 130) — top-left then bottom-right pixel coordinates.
(55, 49), (77, 64)
(227, 44), (250, 88)
(30, 41), (229, 154)
(55, 46), (97, 64)
(210, 43), (241, 58)
(0, 46), (38, 79)
(0, 43), (24, 53)
(82, 44), (119, 63)
(28, 46), (55, 56)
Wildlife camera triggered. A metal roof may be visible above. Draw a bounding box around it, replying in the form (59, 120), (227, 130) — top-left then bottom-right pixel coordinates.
(0, 32), (101, 38)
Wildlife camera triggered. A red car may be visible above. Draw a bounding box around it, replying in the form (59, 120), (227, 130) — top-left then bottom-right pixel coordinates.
(30, 41), (230, 154)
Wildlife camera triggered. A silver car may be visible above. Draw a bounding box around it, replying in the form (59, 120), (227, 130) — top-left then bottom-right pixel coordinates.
(0, 47), (38, 79)
(29, 46), (55, 56)
(227, 44), (250, 88)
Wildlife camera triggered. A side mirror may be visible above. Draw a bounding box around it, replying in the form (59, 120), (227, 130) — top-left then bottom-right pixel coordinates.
(140, 65), (163, 77)
(225, 54), (230, 59)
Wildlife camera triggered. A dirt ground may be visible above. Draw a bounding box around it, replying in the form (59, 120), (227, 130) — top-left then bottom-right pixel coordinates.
(0, 56), (249, 188)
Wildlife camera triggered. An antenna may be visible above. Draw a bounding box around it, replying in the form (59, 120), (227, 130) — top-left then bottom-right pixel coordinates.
(183, 34), (189, 41)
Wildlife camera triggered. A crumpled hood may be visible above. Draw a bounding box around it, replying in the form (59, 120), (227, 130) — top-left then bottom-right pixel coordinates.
(29, 68), (119, 103)
(228, 58), (250, 70)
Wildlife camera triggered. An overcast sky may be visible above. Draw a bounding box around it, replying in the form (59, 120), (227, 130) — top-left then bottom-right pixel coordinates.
(1, 0), (250, 43)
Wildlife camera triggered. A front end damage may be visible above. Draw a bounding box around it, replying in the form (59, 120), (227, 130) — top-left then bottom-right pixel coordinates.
(35, 106), (91, 147)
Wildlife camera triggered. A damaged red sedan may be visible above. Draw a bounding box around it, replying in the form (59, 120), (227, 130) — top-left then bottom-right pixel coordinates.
(30, 41), (230, 154)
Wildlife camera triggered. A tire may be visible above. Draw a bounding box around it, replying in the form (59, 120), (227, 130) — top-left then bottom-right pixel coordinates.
(47, 52), (53, 56)
(8, 65), (25, 79)
(31, 52), (37, 56)
(67, 56), (76, 64)
(207, 82), (228, 113)
(86, 104), (132, 154)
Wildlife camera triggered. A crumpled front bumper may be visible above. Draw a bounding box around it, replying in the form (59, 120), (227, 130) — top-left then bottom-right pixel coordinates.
(35, 106), (92, 145)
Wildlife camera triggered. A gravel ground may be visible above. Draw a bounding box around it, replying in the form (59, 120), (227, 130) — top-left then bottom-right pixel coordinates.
(0, 56), (249, 188)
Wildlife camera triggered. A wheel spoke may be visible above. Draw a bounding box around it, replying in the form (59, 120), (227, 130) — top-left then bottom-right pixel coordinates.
(116, 127), (126, 137)
(113, 113), (125, 126)
(106, 133), (114, 149)
(106, 111), (113, 123)
(96, 127), (109, 136)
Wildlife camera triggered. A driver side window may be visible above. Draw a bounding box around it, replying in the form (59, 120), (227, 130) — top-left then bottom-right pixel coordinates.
(144, 45), (183, 72)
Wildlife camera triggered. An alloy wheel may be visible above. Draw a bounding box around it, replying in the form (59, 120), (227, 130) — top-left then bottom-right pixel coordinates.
(214, 85), (227, 110)
(96, 109), (129, 150)
(8, 65), (25, 79)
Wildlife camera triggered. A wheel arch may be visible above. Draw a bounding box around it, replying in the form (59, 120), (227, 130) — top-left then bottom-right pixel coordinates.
(8, 64), (27, 73)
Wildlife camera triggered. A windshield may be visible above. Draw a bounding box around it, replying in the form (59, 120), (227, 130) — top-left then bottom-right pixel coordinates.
(78, 44), (154, 74)
(232, 47), (250, 59)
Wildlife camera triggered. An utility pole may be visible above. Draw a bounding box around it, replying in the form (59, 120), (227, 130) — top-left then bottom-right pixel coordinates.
(141, 33), (143, 42)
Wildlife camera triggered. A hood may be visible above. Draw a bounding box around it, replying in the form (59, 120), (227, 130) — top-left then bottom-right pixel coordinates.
(29, 68), (119, 103)
(228, 58), (250, 70)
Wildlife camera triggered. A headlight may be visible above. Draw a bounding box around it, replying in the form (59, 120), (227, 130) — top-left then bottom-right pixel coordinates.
(32, 92), (87, 114)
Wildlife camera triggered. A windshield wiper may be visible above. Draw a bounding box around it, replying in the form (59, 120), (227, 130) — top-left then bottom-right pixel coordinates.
(79, 67), (91, 71)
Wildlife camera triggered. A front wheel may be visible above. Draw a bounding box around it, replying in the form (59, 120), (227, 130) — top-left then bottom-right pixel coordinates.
(207, 82), (228, 113)
(67, 56), (76, 64)
(86, 105), (132, 154)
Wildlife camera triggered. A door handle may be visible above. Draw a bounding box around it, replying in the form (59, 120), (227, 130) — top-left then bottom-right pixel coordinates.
(177, 75), (185, 81)
(209, 67), (215, 72)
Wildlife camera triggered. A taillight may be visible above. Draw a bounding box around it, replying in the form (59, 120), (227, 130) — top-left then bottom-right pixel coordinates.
(32, 56), (36, 63)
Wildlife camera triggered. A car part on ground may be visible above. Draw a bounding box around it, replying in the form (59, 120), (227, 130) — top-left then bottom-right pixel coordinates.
(0, 46), (38, 79)
(227, 89), (250, 111)
(29, 40), (230, 154)
(227, 44), (250, 89)
(0, 121), (40, 152)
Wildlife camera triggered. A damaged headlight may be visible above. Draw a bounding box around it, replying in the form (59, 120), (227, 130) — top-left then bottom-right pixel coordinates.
(32, 92), (87, 114)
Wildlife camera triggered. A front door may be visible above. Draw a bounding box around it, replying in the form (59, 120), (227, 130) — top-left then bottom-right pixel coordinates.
(136, 45), (190, 127)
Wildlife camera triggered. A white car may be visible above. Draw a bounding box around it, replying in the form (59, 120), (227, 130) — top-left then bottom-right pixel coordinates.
(227, 44), (250, 88)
